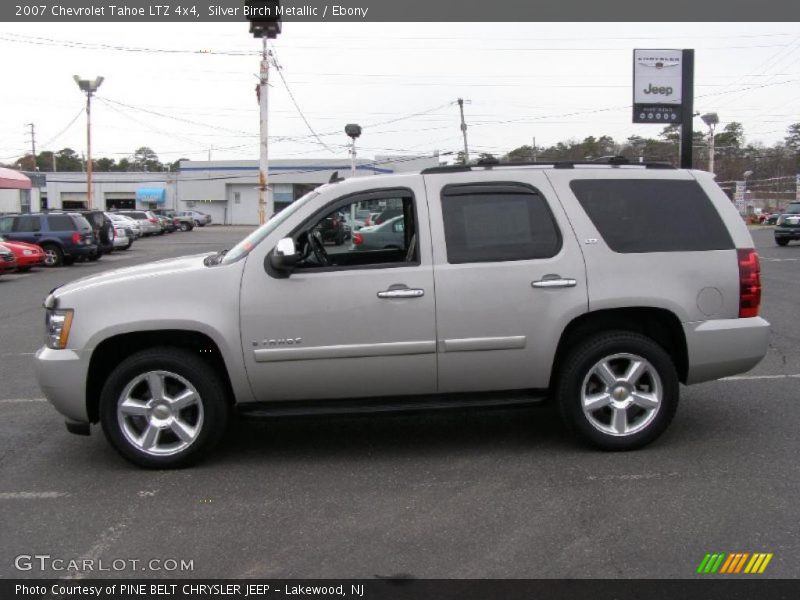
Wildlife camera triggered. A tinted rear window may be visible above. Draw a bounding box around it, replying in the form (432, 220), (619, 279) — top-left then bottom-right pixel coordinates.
(122, 212), (148, 219)
(71, 216), (92, 231)
(47, 215), (76, 231)
(570, 179), (734, 253)
(441, 183), (562, 263)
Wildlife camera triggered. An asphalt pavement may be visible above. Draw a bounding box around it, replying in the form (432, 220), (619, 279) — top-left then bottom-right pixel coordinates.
(1, 226), (798, 579)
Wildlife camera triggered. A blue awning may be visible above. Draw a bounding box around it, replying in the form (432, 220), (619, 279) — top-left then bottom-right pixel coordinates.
(136, 187), (166, 203)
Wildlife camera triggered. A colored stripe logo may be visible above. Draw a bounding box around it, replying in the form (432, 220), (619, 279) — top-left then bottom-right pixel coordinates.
(697, 553), (773, 574)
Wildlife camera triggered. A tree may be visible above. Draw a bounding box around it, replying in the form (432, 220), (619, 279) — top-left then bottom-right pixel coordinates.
(94, 157), (116, 171)
(785, 123), (800, 153)
(55, 148), (84, 171)
(133, 146), (162, 171)
(168, 158), (190, 172)
(505, 145), (535, 162)
(715, 122), (745, 158)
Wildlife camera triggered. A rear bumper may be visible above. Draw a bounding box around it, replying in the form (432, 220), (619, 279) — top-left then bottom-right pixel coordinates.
(66, 244), (98, 258)
(34, 346), (90, 423)
(683, 317), (770, 384)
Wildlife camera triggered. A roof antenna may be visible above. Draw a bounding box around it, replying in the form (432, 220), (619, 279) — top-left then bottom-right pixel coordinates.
(329, 171), (344, 184)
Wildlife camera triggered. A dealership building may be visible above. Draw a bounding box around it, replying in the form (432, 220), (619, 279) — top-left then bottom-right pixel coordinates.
(23, 155), (439, 225)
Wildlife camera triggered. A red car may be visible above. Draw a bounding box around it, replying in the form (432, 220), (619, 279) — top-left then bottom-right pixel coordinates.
(0, 235), (45, 271)
(0, 243), (18, 276)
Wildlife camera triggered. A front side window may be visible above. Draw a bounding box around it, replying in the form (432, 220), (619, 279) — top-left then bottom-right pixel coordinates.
(293, 193), (417, 271)
(440, 183), (561, 264)
(13, 216), (41, 232)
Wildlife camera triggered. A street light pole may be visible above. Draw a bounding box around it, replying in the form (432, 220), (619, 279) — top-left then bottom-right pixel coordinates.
(701, 112), (719, 175)
(258, 36), (271, 224)
(73, 75), (104, 209)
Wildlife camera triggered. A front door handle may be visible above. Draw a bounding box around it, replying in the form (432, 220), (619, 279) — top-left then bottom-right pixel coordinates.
(377, 286), (425, 299)
(532, 276), (577, 289)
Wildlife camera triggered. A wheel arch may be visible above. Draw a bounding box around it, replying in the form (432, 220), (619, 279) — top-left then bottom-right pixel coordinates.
(86, 330), (235, 423)
(550, 307), (689, 388)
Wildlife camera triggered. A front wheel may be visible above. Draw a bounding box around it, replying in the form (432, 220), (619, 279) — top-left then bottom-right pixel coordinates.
(180, 222), (191, 232)
(775, 238), (789, 246)
(556, 331), (679, 451)
(99, 347), (230, 468)
(41, 244), (64, 267)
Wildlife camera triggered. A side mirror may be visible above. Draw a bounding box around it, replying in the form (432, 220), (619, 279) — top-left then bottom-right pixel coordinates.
(266, 237), (300, 277)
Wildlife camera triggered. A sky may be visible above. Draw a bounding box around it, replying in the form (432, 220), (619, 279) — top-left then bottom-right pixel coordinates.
(0, 22), (798, 166)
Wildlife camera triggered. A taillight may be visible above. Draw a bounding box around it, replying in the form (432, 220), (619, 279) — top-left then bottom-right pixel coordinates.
(738, 248), (761, 318)
(149, 218), (157, 224)
(353, 233), (363, 245)
(71, 232), (80, 244)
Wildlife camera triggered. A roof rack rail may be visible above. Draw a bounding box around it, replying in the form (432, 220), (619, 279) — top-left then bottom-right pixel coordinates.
(421, 160), (674, 174)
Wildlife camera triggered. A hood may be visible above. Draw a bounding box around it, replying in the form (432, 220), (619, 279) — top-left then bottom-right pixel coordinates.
(53, 253), (213, 300)
(1, 239), (43, 253)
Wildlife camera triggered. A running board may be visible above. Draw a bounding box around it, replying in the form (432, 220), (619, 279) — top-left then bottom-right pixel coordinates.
(236, 390), (548, 420)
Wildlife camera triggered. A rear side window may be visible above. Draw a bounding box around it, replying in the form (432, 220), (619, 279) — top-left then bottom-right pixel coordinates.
(13, 216), (41, 232)
(47, 215), (76, 231)
(570, 179), (734, 253)
(123, 212), (147, 219)
(441, 183), (561, 264)
(71, 216), (92, 231)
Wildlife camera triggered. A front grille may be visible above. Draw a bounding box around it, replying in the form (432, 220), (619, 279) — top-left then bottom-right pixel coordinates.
(1, 253), (14, 263)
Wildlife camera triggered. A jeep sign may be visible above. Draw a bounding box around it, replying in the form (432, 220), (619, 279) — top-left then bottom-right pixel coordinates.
(633, 49), (683, 124)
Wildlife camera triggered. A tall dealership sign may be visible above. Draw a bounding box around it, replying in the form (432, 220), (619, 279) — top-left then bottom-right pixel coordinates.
(633, 49), (695, 168)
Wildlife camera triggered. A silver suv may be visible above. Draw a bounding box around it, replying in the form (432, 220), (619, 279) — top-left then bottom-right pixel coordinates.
(34, 160), (769, 468)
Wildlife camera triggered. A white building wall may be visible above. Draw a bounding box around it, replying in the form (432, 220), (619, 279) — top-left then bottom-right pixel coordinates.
(0, 189), (19, 212)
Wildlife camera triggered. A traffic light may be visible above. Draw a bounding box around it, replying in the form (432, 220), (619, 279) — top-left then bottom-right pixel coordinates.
(245, 1), (282, 39)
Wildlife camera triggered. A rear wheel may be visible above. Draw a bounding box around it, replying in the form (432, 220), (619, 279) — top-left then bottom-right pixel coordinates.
(180, 222), (191, 232)
(41, 244), (63, 267)
(775, 238), (789, 246)
(556, 331), (679, 451)
(99, 347), (230, 468)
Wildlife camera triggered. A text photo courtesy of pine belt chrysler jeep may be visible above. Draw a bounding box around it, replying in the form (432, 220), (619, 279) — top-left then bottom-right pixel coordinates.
(34, 161), (769, 468)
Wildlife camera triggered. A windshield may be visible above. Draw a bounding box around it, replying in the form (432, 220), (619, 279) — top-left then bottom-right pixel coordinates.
(785, 203), (800, 215)
(221, 189), (321, 265)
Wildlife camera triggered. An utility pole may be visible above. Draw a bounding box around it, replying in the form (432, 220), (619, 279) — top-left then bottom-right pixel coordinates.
(245, 1), (281, 224)
(457, 98), (469, 165)
(532, 136), (537, 162)
(26, 123), (38, 171)
(258, 38), (271, 224)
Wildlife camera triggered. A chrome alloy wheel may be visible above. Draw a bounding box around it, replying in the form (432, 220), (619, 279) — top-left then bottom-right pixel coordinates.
(117, 370), (204, 456)
(43, 248), (58, 266)
(580, 353), (662, 437)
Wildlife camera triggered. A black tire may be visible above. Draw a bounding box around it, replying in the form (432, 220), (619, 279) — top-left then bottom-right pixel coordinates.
(41, 244), (63, 267)
(63, 256), (76, 266)
(99, 347), (230, 469)
(555, 331), (679, 451)
(17, 266), (31, 272)
(775, 238), (789, 246)
(123, 241), (133, 250)
(180, 222), (191, 232)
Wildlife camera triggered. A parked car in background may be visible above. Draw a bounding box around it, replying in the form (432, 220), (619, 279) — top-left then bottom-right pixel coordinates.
(0, 243), (18, 275)
(178, 210), (212, 227)
(75, 210), (115, 259)
(764, 209), (785, 226)
(116, 210), (161, 236)
(0, 212), (97, 267)
(0, 235), (45, 271)
(152, 209), (194, 232)
(106, 212), (141, 239)
(111, 225), (132, 251)
(154, 214), (175, 233)
(351, 215), (406, 251)
(774, 202), (800, 246)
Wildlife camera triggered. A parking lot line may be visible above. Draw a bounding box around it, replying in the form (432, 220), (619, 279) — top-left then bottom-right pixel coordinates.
(0, 491), (68, 499)
(0, 398), (46, 404)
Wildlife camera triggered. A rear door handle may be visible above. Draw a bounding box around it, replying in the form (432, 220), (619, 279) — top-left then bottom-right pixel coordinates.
(532, 277), (577, 289)
(377, 286), (425, 299)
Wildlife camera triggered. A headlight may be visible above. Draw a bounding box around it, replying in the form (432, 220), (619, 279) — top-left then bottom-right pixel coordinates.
(45, 309), (74, 349)
(776, 216), (785, 225)
(23, 249), (34, 256)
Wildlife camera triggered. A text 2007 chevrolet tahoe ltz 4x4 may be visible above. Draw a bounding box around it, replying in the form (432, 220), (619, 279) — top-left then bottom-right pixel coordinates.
(35, 162), (769, 468)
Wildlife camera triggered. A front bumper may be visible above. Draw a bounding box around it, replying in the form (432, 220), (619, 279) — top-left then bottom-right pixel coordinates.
(683, 317), (770, 384)
(34, 346), (91, 423)
(774, 226), (800, 240)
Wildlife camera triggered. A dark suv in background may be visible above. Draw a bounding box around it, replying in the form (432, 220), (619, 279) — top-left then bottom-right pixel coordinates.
(774, 202), (800, 246)
(0, 212), (97, 267)
(74, 210), (115, 258)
